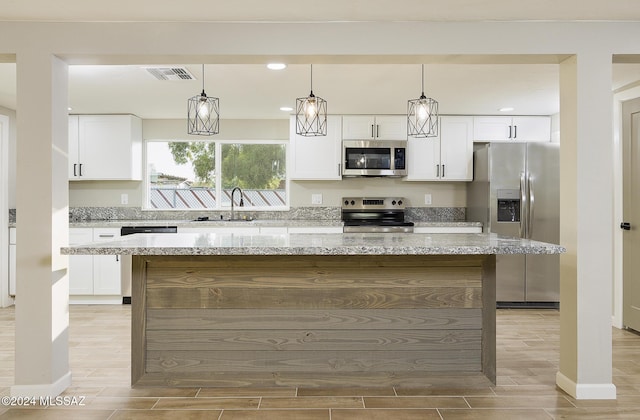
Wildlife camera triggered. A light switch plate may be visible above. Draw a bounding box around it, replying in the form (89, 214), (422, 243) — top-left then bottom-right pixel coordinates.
(311, 194), (323, 205)
(121, 193), (129, 205)
(424, 194), (432, 205)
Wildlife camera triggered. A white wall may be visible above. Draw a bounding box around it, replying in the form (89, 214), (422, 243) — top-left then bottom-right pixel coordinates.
(0, 106), (16, 208)
(2, 19), (639, 399)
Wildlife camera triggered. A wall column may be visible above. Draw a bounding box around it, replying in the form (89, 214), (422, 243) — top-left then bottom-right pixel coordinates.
(557, 53), (616, 399)
(11, 52), (71, 397)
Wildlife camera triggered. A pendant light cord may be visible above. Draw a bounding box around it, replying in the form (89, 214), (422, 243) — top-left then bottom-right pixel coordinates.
(310, 64), (314, 94)
(201, 64), (206, 95)
(421, 64), (425, 96)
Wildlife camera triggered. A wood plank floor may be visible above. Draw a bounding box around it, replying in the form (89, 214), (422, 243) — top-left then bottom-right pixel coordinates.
(1, 305), (639, 419)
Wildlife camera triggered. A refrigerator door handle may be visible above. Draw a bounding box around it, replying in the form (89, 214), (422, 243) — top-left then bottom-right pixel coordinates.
(528, 175), (534, 239)
(520, 172), (527, 238)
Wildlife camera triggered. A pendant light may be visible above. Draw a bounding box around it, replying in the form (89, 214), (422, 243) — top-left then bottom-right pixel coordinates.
(407, 64), (439, 138)
(295, 64), (327, 136)
(187, 64), (220, 136)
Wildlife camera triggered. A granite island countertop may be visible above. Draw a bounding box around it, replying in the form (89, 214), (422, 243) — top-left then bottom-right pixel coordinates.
(60, 232), (565, 256)
(9, 219), (483, 229)
(66, 220), (481, 229)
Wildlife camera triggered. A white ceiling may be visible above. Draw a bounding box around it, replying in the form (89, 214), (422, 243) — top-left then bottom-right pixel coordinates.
(1, 1), (640, 119)
(3, 0), (640, 22)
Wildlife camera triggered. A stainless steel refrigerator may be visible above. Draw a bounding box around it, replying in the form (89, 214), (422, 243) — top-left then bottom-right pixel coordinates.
(467, 142), (560, 308)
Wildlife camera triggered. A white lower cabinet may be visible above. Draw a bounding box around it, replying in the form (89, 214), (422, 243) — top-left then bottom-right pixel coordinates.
(69, 228), (94, 295)
(179, 226), (342, 234)
(413, 226), (482, 234)
(288, 227), (342, 233)
(259, 227), (289, 234)
(178, 227), (261, 235)
(92, 228), (122, 295)
(69, 227), (121, 300)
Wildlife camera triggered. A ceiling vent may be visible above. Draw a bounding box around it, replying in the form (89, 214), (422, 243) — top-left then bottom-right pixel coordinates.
(143, 67), (196, 81)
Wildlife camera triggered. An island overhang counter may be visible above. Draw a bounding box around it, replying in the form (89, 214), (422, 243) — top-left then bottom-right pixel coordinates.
(61, 232), (565, 388)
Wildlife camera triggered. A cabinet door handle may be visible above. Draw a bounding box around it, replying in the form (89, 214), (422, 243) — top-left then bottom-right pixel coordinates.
(99, 234), (115, 238)
(621, 222), (631, 230)
(73, 164), (77, 177)
(514, 125), (517, 139)
(116, 255), (120, 262)
(79, 163), (83, 176)
(508, 125), (512, 139)
(371, 124), (375, 138)
(436, 164), (440, 177)
(376, 124), (380, 138)
(338, 163), (341, 177)
(442, 164), (445, 178)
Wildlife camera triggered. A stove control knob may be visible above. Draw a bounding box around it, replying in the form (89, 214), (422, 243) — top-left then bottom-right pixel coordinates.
(392, 200), (397, 205)
(344, 200), (349, 206)
(398, 200), (403, 205)
(350, 200), (355, 205)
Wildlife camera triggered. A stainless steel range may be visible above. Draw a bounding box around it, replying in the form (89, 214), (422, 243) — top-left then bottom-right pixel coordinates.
(342, 197), (414, 233)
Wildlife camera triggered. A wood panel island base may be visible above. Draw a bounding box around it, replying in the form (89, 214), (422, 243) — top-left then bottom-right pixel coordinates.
(61, 232), (564, 389)
(132, 254), (495, 388)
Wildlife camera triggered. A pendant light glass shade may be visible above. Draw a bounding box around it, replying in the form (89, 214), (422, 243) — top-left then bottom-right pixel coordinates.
(188, 64), (219, 136)
(296, 64), (327, 136)
(407, 64), (439, 138)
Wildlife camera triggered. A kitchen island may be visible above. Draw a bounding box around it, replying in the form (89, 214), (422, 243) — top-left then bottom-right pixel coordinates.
(61, 232), (564, 388)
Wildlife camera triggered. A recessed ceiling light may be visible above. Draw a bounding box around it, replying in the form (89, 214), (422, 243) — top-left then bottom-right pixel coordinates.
(499, 107), (515, 112)
(280, 106), (293, 112)
(267, 63), (287, 70)
(68, 107), (72, 111)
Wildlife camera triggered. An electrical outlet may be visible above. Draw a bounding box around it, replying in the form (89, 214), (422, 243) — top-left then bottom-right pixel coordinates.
(121, 193), (129, 205)
(311, 193), (323, 205)
(424, 194), (432, 205)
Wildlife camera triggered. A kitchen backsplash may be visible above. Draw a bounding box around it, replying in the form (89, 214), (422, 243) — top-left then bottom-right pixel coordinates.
(68, 206), (341, 222)
(405, 207), (466, 222)
(9, 206), (466, 223)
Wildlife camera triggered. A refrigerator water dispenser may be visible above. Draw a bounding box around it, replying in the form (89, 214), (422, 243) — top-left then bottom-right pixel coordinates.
(497, 189), (520, 222)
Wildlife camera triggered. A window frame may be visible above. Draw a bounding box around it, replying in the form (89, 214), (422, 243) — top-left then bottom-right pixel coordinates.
(143, 138), (289, 211)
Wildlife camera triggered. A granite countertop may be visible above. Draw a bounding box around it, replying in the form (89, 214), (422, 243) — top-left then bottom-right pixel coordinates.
(68, 219), (344, 228)
(60, 232), (565, 256)
(9, 220), (484, 229)
(74, 220), (483, 229)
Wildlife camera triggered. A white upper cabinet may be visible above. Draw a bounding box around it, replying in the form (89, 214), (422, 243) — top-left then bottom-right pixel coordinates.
(406, 116), (473, 181)
(69, 114), (142, 180)
(407, 133), (440, 180)
(342, 115), (407, 140)
(439, 116), (474, 180)
(289, 115), (342, 180)
(68, 115), (80, 179)
(473, 116), (550, 142)
(511, 116), (551, 142)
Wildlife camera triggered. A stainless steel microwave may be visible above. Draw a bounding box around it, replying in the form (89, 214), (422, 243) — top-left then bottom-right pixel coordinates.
(342, 140), (407, 177)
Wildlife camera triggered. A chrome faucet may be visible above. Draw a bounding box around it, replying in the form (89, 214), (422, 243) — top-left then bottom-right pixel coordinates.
(230, 187), (244, 220)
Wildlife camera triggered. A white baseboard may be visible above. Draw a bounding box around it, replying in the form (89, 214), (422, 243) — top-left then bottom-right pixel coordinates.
(69, 295), (122, 305)
(612, 314), (623, 329)
(556, 371), (617, 399)
(11, 371), (72, 398)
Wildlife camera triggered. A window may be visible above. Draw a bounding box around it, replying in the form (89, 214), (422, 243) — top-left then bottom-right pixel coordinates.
(146, 140), (287, 210)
